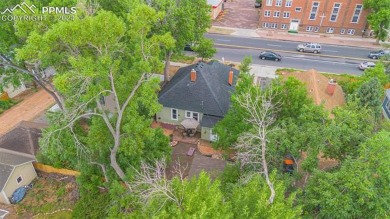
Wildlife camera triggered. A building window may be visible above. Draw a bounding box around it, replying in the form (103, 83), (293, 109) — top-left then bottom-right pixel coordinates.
(274, 11), (280, 17)
(17, 176), (23, 184)
(264, 10), (271, 17)
(347, 29), (355, 35)
(306, 26), (313, 32)
(185, 111), (199, 121)
(266, 0), (273, 6)
(281, 24), (287, 29)
(340, 28), (345, 34)
(171, 108), (178, 120)
(314, 26), (320, 32)
(330, 3), (341, 22)
(351, 4), (363, 23)
(263, 22), (269, 28)
(271, 23), (278, 29)
(295, 7), (301, 12)
(309, 2), (319, 20)
(326, 27), (334, 33)
(283, 12), (290, 18)
(275, 0), (282, 7)
(285, 0), (292, 7)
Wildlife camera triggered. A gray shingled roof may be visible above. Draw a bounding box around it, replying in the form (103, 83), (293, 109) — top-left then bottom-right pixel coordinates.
(0, 121), (45, 156)
(159, 61), (239, 117)
(0, 149), (35, 191)
(200, 115), (223, 128)
(386, 89), (390, 98)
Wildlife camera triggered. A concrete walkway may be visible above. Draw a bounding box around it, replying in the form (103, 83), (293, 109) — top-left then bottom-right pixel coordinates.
(0, 89), (54, 135)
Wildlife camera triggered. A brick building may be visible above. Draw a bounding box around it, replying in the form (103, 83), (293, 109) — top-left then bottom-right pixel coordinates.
(259, 0), (369, 36)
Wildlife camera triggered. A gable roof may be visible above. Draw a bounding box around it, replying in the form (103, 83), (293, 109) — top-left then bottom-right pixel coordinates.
(0, 148), (35, 191)
(0, 121), (46, 156)
(280, 69), (345, 111)
(159, 61), (239, 117)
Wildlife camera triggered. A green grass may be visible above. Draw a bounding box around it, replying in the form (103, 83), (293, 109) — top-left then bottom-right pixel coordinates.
(171, 53), (195, 64)
(33, 210), (72, 219)
(0, 99), (17, 114)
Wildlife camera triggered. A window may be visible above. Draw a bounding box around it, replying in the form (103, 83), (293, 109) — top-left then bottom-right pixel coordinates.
(275, 0), (282, 6)
(271, 23), (278, 29)
(351, 5), (363, 23)
(330, 3), (341, 22)
(263, 22), (269, 28)
(266, 0), (273, 6)
(264, 10), (271, 17)
(326, 27), (334, 33)
(314, 26), (320, 32)
(340, 28), (345, 34)
(295, 7), (301, 12)
(306, 26), (313, 32)
(210, 129), (219, 141)
(347, 29), (355, 35)
(171, 108), (178, 120)
(285, 0), (292, 7)
(185, 111), (199, 121)
(283, 12), (290, 18)
(281, 24), (287, 29)
(274, 11), (280, 17)
(17, 176), (23, 184)
(309, 2), (319, 20)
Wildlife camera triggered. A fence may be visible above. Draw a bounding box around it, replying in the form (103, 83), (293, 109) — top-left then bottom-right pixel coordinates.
(33, 162), (80, 176)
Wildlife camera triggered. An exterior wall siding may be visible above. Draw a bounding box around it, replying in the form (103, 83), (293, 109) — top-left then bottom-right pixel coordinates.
(260, 0), (368, 35)
(3, 164), (37, 199)
(156, 107), (203, 128)
(201, 127), (212, 141)
(0, 190), (9, 204)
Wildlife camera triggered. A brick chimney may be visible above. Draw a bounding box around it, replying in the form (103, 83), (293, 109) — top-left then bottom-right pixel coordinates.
(190, 69), (196, 82)
(326, 79), (337, 95)
(228, 70), (234, 86)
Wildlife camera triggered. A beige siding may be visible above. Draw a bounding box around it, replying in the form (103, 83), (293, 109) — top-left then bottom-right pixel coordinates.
(156, 107), (203, 128)
(201, 127), (211, 141)
(0, 190), (9, 204)
(3, 164), (37, 198)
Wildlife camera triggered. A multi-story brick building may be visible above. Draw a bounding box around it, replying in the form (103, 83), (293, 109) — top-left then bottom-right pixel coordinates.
(259, 0), (369, 36)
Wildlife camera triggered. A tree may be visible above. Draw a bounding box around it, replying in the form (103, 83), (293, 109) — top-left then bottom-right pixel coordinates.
(194, 38), (216, 61)
(352, 77), (384, 119)
(301, 131), (390, 218)
(364, 0), (390, 43)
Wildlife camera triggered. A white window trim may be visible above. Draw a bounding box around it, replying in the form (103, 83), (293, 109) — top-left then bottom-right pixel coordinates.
(306, 26), (313, 32)
(275, 0), (282, 7)
(263, 22), (269, 28)
(309, 2), (319, 20)
(274, 11), (280, 17)
(16, 176), (23, 184)
(185, 111), (199, 121)
(281, 24), (287, 29)
(266, 0), (273, 6)
(340, 28), (345, 34)
(326, 27), (334, 33)
(285, 0), (292, 7)
(329, 3), (341, 22)
(283, 12), (290, 18)
(271, 23), (278, 29)
(171, 108), (178, 120)
(314, 26), (320, 32)
(347, 29), (355, 35)
(264, 10), (271, 17)
(295, 7), (301, 12)
(351, 4), (363, 23)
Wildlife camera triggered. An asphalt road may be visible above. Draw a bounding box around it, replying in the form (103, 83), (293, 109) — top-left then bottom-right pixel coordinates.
(206, 33), (375, 61)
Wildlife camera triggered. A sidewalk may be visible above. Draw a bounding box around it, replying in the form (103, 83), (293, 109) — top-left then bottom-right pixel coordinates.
(209, 26), (387, 49)
(0, 89), (54, 135)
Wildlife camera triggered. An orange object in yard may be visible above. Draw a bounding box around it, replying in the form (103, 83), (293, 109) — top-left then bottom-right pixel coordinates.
(0, 92), (9, 101)
(284, 159), (294, 165)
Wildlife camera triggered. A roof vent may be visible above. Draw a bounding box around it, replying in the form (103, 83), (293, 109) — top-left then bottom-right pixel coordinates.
(190, 69), (197, 82)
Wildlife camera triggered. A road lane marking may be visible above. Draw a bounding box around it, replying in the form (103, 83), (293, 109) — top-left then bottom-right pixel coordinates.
(284, 56), (358, 65)
(322, 49), (339, 53)
(216, 39), (231, 42)
(267, 44), (282, 47)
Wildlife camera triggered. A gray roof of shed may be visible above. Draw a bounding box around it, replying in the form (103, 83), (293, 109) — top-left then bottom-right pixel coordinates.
(0, 149), (35, 191)
(159, 61), (239, 117)
(386, 89), (390, 98)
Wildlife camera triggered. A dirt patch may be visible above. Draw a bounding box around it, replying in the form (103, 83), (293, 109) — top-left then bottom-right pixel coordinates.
(12, 89), (37, 102)
(207, 26), (235, 35)
(0, 171), (78, 219)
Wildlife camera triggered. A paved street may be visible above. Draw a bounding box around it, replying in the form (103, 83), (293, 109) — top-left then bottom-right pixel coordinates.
(0, 89), (54, 135)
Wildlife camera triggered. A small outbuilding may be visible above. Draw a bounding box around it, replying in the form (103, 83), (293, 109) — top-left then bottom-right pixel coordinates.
(382, 89), (390, 120)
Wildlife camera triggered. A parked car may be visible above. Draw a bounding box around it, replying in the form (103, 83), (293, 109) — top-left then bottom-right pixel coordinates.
(259, 51), (282, 61)
(297, 43), (322, 53)
(359, 61), (376, 70)
(367, 49), (390, 59)
(184, 42), (197, 51)
(254, 0), (261, 8)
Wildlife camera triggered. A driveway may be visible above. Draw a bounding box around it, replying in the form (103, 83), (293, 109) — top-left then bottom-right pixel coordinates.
(0, 89), (54, 135)
(212, 0), (260, 29)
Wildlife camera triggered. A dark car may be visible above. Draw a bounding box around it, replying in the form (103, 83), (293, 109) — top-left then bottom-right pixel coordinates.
(255, 0), (261, 8)
(184, 42), (197, 51)
(259, 51), (282, 61)
(368, 50), (390, 59)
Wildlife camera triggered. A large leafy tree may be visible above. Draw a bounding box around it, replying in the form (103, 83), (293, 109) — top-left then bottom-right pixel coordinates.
(302, 131), (390, 218)
(364, 0), (390, 43)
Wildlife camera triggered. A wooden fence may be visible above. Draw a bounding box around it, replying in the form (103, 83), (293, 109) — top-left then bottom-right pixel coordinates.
(33, 162), (80, 176)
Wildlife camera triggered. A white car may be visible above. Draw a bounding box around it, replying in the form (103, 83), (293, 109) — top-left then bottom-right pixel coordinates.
(359, 62), (376, 70)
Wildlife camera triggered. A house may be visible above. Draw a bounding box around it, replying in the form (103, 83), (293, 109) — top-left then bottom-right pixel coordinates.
(260, 0), (369, 36)
(207, 0), (224, 20)
(156, 61), (240, 141)
(382, 89), (390, 120)
(280, 69), (345, 111)
(0, 121), (44, 204)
